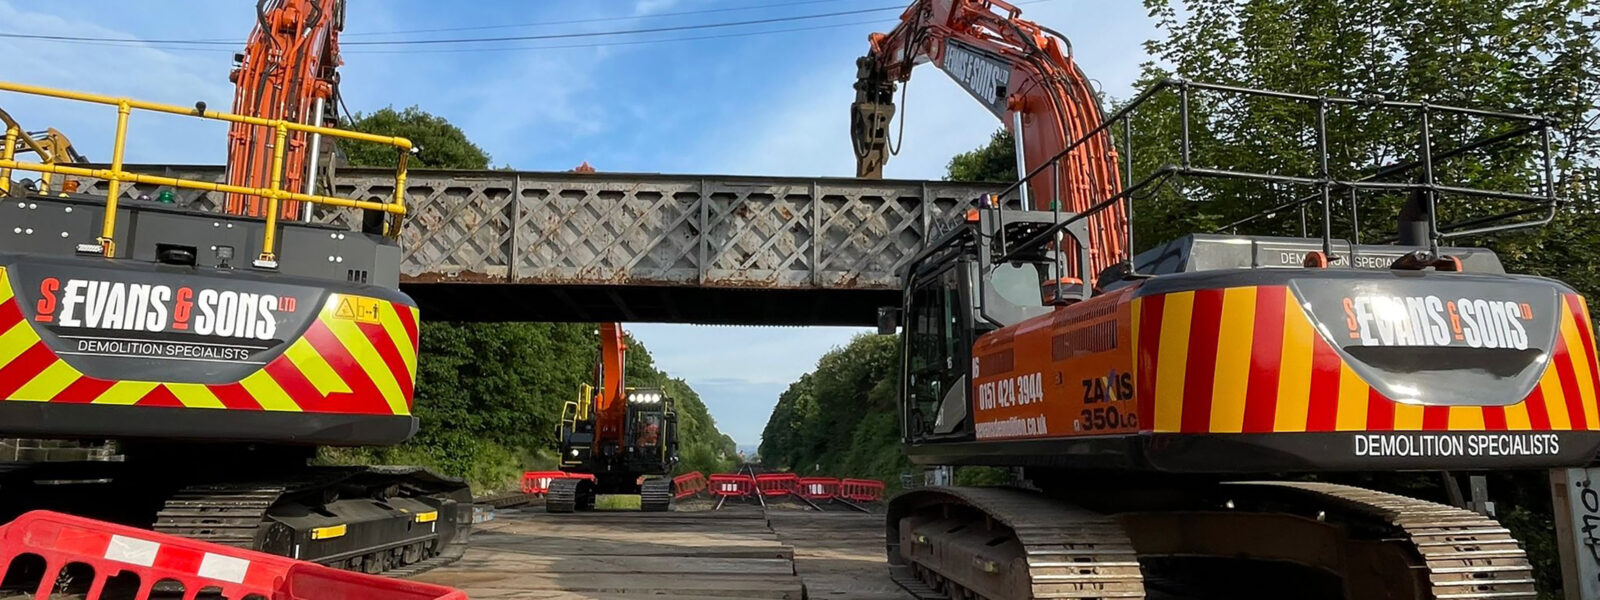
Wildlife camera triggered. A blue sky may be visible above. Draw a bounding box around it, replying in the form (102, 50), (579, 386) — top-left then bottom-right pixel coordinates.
(0, 0), (1159, 446)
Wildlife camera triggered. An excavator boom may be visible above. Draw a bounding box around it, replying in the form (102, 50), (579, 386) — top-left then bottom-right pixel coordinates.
(225, 0), (344, 220)
(851, 0), (1127, 277)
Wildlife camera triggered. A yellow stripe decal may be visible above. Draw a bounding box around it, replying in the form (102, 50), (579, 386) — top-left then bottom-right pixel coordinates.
(240, 372), (302, 412)
(1334, 364), (1368, 431)
(286, 339), (351, 398)
(326, 314), (407, 416)
(1392, 402), (1425, 431)
(1153, 291), (1195, 433)
(11, 361), (78, 401)
(1209, 287), (1255, 433)
(91, 381), (159, 406)
(1274, 295), (1315, 432)
(379, 303), (418, 379)
(1559, 306), (1600, 429)
(167, 383), (226, 409)
(1540, 363), (1572, 430)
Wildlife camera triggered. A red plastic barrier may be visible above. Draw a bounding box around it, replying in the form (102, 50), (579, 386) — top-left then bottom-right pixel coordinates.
(754, 473), (799, 498)
(672, 471), (707, 499)
(840, 478), (886, 503)
(797, 477), (840, 501)
(707, 474), (755, 498)
(521, 470), (566, 495)
(0, 510), (465, 600)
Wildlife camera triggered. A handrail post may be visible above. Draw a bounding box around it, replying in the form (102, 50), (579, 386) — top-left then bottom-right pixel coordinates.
(99, 101), (132, 257)
(1, 125), (16, 194)
(391, 147), (410, 238)
(255, 123), (289, 269)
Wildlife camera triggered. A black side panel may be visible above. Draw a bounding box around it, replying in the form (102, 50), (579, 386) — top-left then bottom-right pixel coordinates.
(0, 402), (416, 446)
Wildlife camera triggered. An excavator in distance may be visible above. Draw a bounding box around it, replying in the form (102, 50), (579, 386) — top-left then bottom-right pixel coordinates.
(549, 323), (679, 513)
(856, 1), (1591, 598)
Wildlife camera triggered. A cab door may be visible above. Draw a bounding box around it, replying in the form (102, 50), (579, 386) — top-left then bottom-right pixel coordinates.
(902, 263), (974, 442)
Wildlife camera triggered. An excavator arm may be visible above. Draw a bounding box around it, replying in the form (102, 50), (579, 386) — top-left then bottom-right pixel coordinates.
(851, 0), (1128, 276)
(225, 0), (344, 220)
(593, 322), (629, 442)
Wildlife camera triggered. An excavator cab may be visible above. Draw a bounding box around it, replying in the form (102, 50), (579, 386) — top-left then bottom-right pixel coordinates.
(896, 209), (1092, 444)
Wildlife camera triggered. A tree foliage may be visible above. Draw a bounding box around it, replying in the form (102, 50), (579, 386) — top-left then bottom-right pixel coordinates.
(1131, 0), (1598, 294)
(340, 106), (492, 170)
(759, 334), (909, 485)
(946, 129), (1018, 182)
(326, 108), (737, 490)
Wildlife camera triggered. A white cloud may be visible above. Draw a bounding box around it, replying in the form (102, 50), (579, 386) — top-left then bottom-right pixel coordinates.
(0, 1), (238, 165)
(634, 0), (679, 16)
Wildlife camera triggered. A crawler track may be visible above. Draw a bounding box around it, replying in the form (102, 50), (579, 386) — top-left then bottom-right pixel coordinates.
(888, 486), (1145, 600)
(152, 469), (472, 578)
(641, 478), (673, 512)
(1245, 481), (1536, 600)
(887, 482), (1536, 600)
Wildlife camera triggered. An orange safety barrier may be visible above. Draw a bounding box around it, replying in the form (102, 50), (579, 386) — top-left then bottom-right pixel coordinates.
(521, 471), (597, 496)
(797, 477), (840, 501)
(521, 470), (566, 495)
(672, 471), (707, 499)
(0, 510), (465, 600)
(707, 474), (755, 498)
(840, 478), (886, 503)
(754, 473), (800, 498)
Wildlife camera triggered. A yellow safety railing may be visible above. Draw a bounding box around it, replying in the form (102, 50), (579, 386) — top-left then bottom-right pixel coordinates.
(0, 81), (413, 268)
(0, 107), (63, 195)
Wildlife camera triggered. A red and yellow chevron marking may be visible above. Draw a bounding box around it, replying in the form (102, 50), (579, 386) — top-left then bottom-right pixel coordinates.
(0, 267), (418, 415)
(1134, 286), (1600, 434)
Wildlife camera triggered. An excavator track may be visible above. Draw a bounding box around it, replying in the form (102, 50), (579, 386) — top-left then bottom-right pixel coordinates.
(153, 484), (283, 549)
(152, 471), (472, 578)
(546, 477), (581, 513)
(890, 482), (1536, 600)
(1240, 481), (1537, 600)
(641, 478), (673, 512)
(887, 486), (1146, 600)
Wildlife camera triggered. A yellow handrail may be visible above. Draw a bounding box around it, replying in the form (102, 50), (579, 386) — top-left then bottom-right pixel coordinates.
(0, 80), (413, 267)
(0, 107), (60, 195)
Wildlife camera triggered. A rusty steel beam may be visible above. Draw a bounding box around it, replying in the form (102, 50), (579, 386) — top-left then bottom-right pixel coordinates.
(64, 165), (1009, 324)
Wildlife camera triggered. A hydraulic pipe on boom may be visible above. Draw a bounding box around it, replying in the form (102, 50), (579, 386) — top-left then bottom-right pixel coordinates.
(851, 0), (1127, 279)
(225, 0), (344, 220)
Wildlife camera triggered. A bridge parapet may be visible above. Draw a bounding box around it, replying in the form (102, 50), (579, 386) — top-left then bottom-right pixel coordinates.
(64, 166), (1008, 324)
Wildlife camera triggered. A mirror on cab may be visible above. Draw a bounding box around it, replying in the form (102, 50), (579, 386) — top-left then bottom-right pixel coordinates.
(877, 306), (901, 335)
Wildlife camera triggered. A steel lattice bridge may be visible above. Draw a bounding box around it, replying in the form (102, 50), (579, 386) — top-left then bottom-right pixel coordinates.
(64, 166), (1004, 325)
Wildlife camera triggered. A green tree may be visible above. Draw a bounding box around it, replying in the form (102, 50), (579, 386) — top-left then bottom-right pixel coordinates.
(946, 129), (1017, 182)
(342, 106), (491, 170)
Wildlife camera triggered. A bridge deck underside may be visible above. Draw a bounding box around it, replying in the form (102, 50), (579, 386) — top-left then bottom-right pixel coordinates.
(69, 166), (1006, 325)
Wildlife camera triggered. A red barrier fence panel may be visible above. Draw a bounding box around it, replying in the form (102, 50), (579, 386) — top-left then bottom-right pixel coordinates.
(0, 510), (466, 600)
(840, 478), (886, 502)
(707, 474), (755, 498)
(754, 473), (799, 498)
(797, 477), (840, 501)
(521, 470), (567, 495)
(672, 472), (707, 499)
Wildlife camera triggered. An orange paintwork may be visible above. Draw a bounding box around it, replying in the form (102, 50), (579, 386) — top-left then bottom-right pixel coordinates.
(225, 0), (343, 220)
(970, 285), (1600, 441)
(864, 0), (1126, 277)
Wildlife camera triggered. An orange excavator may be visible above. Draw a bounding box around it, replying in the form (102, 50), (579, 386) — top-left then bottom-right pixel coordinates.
(225, 0), (345, 220)
(550, 323), (679, 512)
(856, 1), (1588, 598)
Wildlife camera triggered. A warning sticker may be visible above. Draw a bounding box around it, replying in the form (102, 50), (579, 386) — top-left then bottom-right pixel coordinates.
(333, 296), (382, 324)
